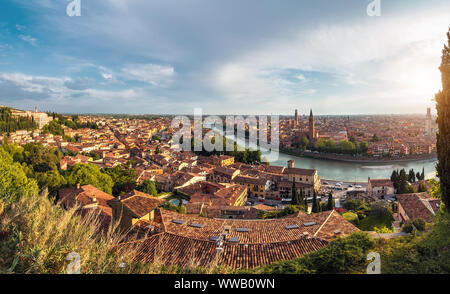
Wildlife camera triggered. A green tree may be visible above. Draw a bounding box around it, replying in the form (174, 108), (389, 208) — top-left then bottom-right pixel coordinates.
(369, 201), (393, 219)
(22, 143), (61, 173)
(311, 190), (320, 213)
(102, 166), (137, 196)
(359, 141), (369, 154)
(66, 164), (114, 194)
(299, 136), (309, 151)
(291, 180), (298, 204)
(327, 192), (334, 211)
(412, 218), (426, 231)
(435, 28), (450, 212)
(397, 169), (409, 194)
(391, 170), (399, 190)
(137, 180), (158, 196)
(408, 169), (416, 183)
(342, 212), (359, 225)
(418, 182), (429, 193)
(0, 148), (38, 202)
(339, 140), (356, 154)
(36, 169), (67, 197)
(42, 120), (64, 136)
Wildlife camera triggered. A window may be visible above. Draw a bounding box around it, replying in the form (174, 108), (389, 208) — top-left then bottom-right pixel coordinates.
(236, 228), (249, 233)
(286, 224), (299, 230)
(172, 219), (186, 225)
(189, 223), (204, 228)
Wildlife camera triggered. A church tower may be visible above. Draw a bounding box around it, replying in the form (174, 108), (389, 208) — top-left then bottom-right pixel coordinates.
(425, 108), (432, 136)
(294, 109), (298, 128)
(309, 109), (315, 139)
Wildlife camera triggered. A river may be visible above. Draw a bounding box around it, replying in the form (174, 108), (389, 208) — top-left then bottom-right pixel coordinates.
(211, 126), (438, 182)
(271, 152), (437, 182)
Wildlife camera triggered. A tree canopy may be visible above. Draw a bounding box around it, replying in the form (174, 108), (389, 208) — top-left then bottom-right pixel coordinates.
(435, 28), (450, 212)
(66, 164), (114, 194)
(0, 148), (39, 203)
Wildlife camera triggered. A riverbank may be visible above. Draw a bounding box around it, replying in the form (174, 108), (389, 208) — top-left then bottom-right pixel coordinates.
(212, 126), (437, 181)
(279, 148), (437, 164)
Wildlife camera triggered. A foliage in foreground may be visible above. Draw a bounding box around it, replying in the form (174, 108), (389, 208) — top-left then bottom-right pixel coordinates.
(0, 193), (223, 274)
(377, 211), (450, 274)
(435, 28), (450, 212)
(250, 232), (376, 274)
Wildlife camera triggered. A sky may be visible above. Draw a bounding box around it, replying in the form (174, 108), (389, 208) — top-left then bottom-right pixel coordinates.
(0, 0), (449, 115)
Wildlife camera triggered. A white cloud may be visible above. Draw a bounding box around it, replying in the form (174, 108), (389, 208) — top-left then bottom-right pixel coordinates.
(121, 63), (175, 86)
(101, 73), (113, 80)
(210, 7), (449, 114)
(18, 34), (37, 46)
(296, 74), (306, 81)
(15, 24), (26, 31)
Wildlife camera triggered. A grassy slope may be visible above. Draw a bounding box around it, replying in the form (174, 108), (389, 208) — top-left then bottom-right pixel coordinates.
(0, 193), (225, 274)
(358, 214), (394, 232)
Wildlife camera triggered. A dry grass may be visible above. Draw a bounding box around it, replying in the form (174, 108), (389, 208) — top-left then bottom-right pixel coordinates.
(0, 192), (228, 274)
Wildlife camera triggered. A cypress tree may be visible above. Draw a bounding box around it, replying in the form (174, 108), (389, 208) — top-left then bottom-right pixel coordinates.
(327, 192), (334, 211)
(435, 28), (450, 211)
(311, 190), (320, 213)
(291, 180), (298, 205)
(297, 189), (305, 208)
(391, 170), (399, 190)
(408, 169), (416, 183)
(398, 169), (409, 194)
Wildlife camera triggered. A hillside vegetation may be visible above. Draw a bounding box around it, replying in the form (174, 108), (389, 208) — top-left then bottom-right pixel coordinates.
(0, 191), (227, 274)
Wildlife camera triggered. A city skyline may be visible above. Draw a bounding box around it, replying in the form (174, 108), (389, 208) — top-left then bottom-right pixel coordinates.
(0, 0), (448, 115)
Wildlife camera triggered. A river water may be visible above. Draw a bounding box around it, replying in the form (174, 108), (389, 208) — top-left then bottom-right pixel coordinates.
(271, 152), (437, 182)
(211, 126), (438, 182)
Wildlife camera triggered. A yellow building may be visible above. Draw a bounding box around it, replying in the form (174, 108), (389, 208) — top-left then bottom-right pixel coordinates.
(232, 175), (268, 198)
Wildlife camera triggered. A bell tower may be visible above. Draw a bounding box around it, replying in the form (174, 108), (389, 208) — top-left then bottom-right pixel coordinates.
(309, 109), (315, 139)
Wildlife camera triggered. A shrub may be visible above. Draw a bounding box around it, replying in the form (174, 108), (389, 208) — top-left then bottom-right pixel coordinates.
(380, 212), (450, 274)
(342, 212), (359, 225)
(402, 221), (414, 233)
(357, 211), (367, 220)
(256, 232), (375, 274)
(373, 225), (394, 233)
(369, 201), (393, 219)
(343, 199), (364, 211)
(412, 218), (426, 231)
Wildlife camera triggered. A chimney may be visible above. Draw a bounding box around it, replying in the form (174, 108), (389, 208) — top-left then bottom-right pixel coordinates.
(288, 160), (294, 169)
(92, 195), (97, 203)
(76, 183), (81, 189)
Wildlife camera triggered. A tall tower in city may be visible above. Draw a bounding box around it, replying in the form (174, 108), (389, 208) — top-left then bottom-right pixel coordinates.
(294, 109), (298, 128)
(309, 109), (315, 139)
(425, 107), (432, 136)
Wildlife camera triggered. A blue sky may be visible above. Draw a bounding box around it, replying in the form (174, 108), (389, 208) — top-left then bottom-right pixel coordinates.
(0, 0), (449, 115)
